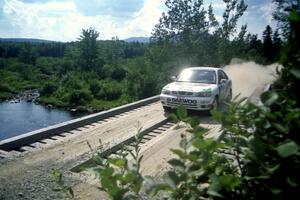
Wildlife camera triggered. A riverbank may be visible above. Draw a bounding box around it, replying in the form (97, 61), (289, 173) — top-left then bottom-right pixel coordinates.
(0, 88), (127, 114)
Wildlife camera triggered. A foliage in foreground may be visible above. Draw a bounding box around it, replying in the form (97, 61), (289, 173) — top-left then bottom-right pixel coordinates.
(89, 88), (299, 200)
(83, 9), (300, 199)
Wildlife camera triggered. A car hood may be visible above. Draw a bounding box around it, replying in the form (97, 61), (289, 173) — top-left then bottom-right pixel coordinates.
(163, 82), (215, 93)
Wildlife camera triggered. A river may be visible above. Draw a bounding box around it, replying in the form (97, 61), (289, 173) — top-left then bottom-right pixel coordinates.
(0, 101), (84, 140)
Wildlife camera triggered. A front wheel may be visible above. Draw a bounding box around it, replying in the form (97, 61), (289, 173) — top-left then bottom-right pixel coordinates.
(163, 106), (172, 112)
(228, 89), (232, 101)
(211, 96), (219, 110)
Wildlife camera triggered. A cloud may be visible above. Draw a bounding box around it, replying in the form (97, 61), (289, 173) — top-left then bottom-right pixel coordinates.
(0, 0), (275, 41)
(0, 0), (165, 41)
(259, 2), (276, 25)
(239, 0), (276, 37)
(119, 0), (165, 38)
(73, 0), (144, 18)
(3, 0), (84, 41)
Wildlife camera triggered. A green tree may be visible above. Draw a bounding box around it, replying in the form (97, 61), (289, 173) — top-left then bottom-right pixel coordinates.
(151, 0), (208, 44)
(272, 29), (281, 60)
(262, 25), (273, 61)
(273, 0), (300, 38)
(216, 0), (247, 63)
(18, 43), (38, 64)
(68, 89), (92, 106)
(79, 28), (100, 71)
(219, 0), (247, 39)
(208, 4), (219, 30)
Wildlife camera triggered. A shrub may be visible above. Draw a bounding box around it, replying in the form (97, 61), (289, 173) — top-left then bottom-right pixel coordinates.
(96, 81), (123, 101)
(0, 83), (15, 93)
(89, 80), (101, 96)
(62, 73), (83, 90)
(68, 89), (92, 106)
(40, 82), (58, 96)
(111, 67), (126, 80)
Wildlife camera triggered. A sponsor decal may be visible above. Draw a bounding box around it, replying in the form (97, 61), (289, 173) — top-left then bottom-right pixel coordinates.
(167, 98), (197, 105)
(200, 88), (212, 92)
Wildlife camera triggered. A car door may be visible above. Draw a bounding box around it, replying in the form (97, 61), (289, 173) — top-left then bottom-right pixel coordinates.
(220, 70), (230, 100)
(217, 70), (226, 100)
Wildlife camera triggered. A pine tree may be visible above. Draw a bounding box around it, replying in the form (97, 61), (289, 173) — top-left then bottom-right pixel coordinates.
(262, 25), (273, 61)
(272, 29), (281, 60)
(79, 28), (99, 71)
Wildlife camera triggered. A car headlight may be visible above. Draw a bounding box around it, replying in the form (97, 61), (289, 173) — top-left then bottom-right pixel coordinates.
(162, 89), (171, 95)
(197, 91), (212, 97)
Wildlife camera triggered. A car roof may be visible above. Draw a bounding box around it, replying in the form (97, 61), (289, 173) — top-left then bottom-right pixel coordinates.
(183, 67), (221, 72)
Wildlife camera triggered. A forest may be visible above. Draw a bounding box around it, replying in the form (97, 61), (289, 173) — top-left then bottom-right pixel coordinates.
(0, 0), (281, 112)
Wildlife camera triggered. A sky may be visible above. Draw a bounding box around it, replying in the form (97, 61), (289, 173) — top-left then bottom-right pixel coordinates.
(0, 0), (276, 42)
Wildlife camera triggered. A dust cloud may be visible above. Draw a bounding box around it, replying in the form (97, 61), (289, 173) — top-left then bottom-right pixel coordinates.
(223, 59), (280, 98)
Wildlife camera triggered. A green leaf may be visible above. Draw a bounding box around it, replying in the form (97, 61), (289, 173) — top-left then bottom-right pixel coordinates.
(285, 111), (300, 122)
(171, 149), (188, 159)
(266, 164), (280, 174)
(192, 138), (216, 151)
(261, 91), (279, 106)
(123, 172), (135, 183)
(272, 123), (288, 134)
(290, 69), (300, 79)
(168, 159), (185, 168)
(277, 141), (300, 158)
(219, 175), (241, 191)
(169, 113), (178, 122)
(165, 171), (181, 187)
(171, 149), (197, 161)
(289, 10), (300, 22)
(176, 105), (187, 120)
(100, 167), (114, 178)
(207, 189), (223, 198)
(187, 116), (200, 128)
(287, 177), (298, 187)
(108, 158), (126, 168)
(271, 188), (282, 195)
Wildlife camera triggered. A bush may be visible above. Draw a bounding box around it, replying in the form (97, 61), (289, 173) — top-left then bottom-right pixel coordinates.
(111, 67), (126, 80)
(89, 80), (101, 96)
(40, 82), (58, 96)
(68, 89), (92, 106)
(96, 81), (123, 101)
(102, 64), (127, 80)
(62, 73), (83, 90)
(0, 83), (15, 93)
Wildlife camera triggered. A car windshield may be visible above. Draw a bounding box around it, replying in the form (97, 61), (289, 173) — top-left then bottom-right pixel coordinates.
(176, 69), (216, 84)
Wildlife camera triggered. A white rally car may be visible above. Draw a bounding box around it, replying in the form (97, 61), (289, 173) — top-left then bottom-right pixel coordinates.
(160, 67), (232, 111)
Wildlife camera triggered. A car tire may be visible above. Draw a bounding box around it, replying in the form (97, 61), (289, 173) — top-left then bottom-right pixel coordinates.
(228, 89), (232, 101)
(163, 106), (172, 112)
(212, 96), (219, 110)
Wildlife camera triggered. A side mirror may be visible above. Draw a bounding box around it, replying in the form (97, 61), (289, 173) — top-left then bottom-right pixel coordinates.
(220, 79), (227, 84)
(171, 76), (177, 81)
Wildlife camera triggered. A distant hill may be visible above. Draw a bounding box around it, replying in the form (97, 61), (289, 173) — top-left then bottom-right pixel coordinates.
(0, 37), (150, 43)
(0, 38), (55, 43)
(124, 37), (149, 43)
